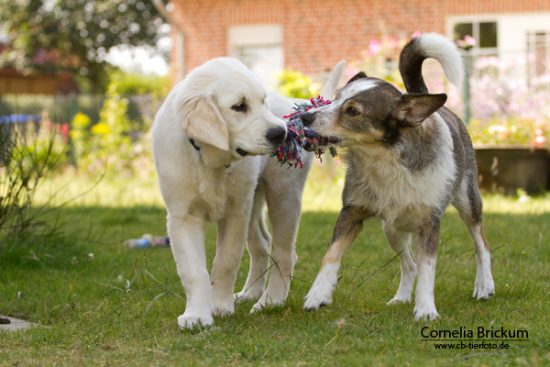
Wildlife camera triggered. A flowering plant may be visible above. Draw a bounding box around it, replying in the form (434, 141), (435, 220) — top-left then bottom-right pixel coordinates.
(467, 56), (549, 148)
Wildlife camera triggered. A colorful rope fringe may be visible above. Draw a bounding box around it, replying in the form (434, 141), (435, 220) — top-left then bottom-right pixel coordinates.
(273, 96), (333, 168)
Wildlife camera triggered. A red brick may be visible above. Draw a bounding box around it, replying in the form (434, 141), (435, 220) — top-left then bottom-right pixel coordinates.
(171, 0), (550, 80)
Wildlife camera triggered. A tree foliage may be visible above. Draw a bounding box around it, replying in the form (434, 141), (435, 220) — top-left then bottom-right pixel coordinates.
(0, 0), (167, 89)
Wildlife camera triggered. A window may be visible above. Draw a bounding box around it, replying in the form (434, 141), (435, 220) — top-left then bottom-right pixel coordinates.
(228, 25), (283, 87)
(453, 21), (498, 56)
(526, 31), (550, 80)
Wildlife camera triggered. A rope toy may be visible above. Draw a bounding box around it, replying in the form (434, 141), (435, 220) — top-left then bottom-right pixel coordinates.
(273, 96), (337, 168)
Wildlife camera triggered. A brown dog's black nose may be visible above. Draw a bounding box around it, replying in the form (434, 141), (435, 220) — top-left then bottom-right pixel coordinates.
(266, 127), (286, 145)
(300, 112), (316, 126)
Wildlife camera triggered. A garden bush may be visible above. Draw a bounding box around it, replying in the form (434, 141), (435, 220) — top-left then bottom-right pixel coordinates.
(0, 123), (64, 246)
(276, 70), (320, 99)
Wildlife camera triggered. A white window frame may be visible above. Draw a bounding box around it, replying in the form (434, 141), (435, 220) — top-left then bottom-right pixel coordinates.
(228, 24), (283, 57)
(447, 15), (499, 56)
(228, 24), (284, 87)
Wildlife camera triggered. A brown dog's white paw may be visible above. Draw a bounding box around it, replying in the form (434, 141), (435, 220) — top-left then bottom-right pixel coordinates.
(303, 284), (333, 310)
(473, 274), (495, 300)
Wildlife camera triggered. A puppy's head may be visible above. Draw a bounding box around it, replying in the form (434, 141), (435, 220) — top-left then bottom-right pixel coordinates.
(301, 72), (446, 147)
(179, 57), (286, 157)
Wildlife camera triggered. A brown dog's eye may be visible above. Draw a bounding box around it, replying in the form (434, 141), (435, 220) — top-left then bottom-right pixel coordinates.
(232, 102), (247, 113)
(345, 106), (360, 116)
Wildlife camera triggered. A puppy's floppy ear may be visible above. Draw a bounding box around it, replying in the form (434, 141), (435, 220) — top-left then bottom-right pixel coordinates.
(346, 71), (368, 85)
(181, 95), (230, 151)
(392, 93), (447, 128)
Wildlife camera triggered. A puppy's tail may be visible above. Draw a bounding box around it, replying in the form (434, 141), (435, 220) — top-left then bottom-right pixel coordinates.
(399, 33), (463, 93)
(321, 60), (347, 99)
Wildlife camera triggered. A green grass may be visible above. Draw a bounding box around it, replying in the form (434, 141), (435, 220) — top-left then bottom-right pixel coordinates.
(1, 163), (549, 366)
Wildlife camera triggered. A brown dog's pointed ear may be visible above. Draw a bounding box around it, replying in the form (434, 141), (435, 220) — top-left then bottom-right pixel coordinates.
(346, 71), (368, 85)
(181, 95), (230, 151)
(393, 93), (447, 128)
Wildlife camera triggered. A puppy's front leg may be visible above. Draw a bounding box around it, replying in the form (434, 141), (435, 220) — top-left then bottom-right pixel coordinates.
(304, 206), (369, 310)
(414, 221), (440, 321)
(168, 214), (213, 329)
(210, 201), (252, 317)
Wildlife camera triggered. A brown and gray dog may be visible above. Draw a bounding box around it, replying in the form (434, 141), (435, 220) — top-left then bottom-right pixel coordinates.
(301, 33), (495, 320)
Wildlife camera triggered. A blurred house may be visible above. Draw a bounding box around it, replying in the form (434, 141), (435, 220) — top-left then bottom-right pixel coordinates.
(168, 0), (550, 85)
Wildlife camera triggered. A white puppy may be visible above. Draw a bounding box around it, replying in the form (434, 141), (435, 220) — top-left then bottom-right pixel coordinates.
(152, 57), (345, 329)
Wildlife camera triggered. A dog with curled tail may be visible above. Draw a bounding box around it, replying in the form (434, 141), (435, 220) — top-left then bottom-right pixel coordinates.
(301, 33), (495, 320)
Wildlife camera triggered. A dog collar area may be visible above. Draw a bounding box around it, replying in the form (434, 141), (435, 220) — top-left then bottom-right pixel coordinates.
(188, 138), (200, 151)
(188, 138), (231, 169)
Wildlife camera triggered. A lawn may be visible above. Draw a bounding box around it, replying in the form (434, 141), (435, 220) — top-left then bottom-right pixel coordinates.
(1, 163), (549, 366)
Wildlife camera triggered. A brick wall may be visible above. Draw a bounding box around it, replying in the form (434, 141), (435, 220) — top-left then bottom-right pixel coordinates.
(171, 0), (550, 77)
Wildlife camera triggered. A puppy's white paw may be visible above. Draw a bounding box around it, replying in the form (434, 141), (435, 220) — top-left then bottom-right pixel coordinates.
(303, 284), (333, 311)
(250, 294), (285, 313)
(387, 295), (412, 305)
(473, 275), (495, 300)
(177, 312), (213, 330)
(413, 305), (440, 321)
(211, 302), (234, 317)
(234, 288), (263, 303)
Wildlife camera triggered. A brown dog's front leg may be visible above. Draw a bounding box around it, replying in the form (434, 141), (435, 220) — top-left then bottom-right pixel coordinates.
(304, 205), (369, 310)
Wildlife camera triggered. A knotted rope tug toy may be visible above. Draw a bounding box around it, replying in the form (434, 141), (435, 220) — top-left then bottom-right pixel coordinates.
(273, 96), (336, 168)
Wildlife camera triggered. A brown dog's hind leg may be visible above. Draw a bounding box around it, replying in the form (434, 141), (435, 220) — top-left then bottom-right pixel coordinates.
(452, 177), (495, 300)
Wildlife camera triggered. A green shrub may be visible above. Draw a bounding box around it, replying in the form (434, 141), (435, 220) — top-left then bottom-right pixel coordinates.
(0, 125), (63, 244)
(107, 71), (170, 98)
(276, 70), (320, 99)
(71, 84), (137, 174)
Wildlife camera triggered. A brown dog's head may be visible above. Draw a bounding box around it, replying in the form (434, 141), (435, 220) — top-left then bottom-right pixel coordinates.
(301, 72), (447, 147)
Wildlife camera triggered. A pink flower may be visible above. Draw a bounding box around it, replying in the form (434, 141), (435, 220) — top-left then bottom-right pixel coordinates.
(368, 39), (381, 56)
(456, 36), (477, 50)
(464, 35), (477, 47)
(533, 135), (546, 148)
(60, 123), (70, 142)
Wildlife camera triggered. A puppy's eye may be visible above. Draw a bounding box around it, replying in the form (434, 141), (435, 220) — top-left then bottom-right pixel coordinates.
(345, 106), (360, 116)
(231, 102), (247, 113)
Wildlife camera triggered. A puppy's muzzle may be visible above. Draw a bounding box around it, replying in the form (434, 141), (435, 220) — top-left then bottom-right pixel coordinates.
(300, 111), (316, 127)
(266, 127), (287, 146)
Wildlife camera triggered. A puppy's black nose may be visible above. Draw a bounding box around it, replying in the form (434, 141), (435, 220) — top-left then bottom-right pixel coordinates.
(266, 127), (286, 145)
(300, 112), (316, 126)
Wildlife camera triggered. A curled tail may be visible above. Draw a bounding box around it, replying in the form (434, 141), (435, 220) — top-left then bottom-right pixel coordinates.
(399, 33), (463, 93)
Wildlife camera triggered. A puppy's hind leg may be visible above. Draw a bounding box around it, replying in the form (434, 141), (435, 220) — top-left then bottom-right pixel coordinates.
(251, 182), (302, 312)
(452, 178), (495, 300)
(384, 222), (416, 305)
(235, 183), (271, 303)
(304, 205), (369, 310)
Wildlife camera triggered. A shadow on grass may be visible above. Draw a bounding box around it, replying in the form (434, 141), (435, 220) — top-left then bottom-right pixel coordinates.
(1, 204), (548, 274)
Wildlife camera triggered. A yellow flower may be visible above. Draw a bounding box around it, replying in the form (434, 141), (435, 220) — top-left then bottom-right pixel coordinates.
(91, 122), (111, 135)
(71, 112), (91, 129)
